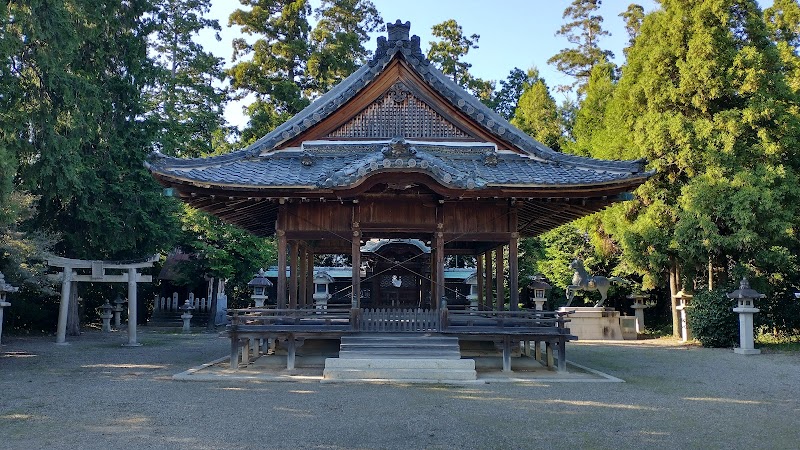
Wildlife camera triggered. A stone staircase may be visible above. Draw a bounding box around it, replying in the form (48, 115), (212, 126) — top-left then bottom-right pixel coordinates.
(322, 333), (477, 383)
(148, 310), (210, 328)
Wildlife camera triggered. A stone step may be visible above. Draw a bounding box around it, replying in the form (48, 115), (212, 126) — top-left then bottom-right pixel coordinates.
(323, 334), (476, 382)
(338, 349), (462, 359)
(323, 357), (477, 381)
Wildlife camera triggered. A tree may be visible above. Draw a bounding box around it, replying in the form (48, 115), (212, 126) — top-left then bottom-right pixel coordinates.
(147, 0), (230, 158)
(307, 0), (383, 93)
(593, 0), (800, 336)
(427, 19), (494, 102)
(764, 0), (800, 94)
(547, 0), (614, 95)
(510, 68), (563, 150)
(620, 3), (646, 51)
(489, 68), (532, 121)
(228, 0), (312, 142)
(569, 59), (617, 157)
(9, 0), (179, 261)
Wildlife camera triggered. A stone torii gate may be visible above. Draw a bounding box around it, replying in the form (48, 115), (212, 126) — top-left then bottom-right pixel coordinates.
(47, 255), (157, 346)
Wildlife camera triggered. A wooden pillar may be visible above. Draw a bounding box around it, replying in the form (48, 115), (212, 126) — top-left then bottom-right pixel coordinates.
(484, 251), (493, 309)
(495, 245), (504, 311)
(509, 233), (519, 311)
(55, 267), (73, 344)
(476, 254), (484, 309)
(352, 226), (361, 309)
(298, 244), (308, 308)
(435, 231), (445, 308)
(305, 247), (313, 307)
(277, 230), (287, 308)
(288, 241), (298, 309)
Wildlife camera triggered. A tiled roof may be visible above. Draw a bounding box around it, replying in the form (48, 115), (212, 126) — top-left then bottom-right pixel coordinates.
(146, 20), (649, 186)
(149, 140), (648, 191)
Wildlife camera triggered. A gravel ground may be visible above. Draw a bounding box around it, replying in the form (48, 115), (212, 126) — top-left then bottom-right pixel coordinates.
(1, 329), (799, 450)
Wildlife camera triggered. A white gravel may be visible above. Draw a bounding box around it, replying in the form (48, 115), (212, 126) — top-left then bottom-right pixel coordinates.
(1, 330), (799, 449)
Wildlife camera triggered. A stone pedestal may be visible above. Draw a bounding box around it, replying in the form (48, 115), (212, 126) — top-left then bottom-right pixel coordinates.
(532, 299), (547, 311)
(733, 306), (760, 354)
(0, 301), (9, 345)
(558, 307), (623, 340)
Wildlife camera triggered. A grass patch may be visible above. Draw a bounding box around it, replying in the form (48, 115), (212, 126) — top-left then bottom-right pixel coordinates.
(756, 333), (800, 352)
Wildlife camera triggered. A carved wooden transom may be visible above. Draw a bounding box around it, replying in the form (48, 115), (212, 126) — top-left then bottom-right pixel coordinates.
(327, 82), (470, 139)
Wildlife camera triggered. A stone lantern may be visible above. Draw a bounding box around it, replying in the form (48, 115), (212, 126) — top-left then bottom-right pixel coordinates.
(627, 293), (652, 334)
(112, 294), (126, 329)
(0, 271), (18, 345)
(674, 290), (693, 342)
(313, 271), (334, 310)
(180, 300), (194, 333)
(464, 271), (479, 310)
(727, 278), (764, 355)
(99, 300), (114, 332)
(528, 277), (551, 311)
(247, 269), (273, 308)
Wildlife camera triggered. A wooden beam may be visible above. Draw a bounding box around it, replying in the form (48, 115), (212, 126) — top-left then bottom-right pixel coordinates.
(509, 233), (519, 311)
(477, 254), (484, 308)
(435, 231), (445, 308)
(484, 250), (493, 309)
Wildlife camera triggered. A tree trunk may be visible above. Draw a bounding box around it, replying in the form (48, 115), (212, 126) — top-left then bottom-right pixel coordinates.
(708, 256), (713, 291)
(67, 281), (80, 336)
(669, 259), (680, 339)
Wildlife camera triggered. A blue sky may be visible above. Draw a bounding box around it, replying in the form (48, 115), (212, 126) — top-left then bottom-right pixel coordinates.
(201, 0), (774, 129)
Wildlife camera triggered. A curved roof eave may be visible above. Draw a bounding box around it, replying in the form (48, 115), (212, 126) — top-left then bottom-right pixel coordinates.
(146, 21), (648, 177)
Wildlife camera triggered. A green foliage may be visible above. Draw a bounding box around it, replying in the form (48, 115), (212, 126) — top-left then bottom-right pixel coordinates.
(7, 0), (180, 260)
(178, 205), (276, 304)
(510, 68), (564, 150)
(147, 0), (231, 158)
(427, 19), (494, 102)
(687, 288), (738, 348)
(228, 0), (312, 138)
(489, 68), (530, 120)
(619, 3), (645, 52)
(307, 0), (383, 93)
(548, 0), (614, 95)
(568, 60), (616, 156)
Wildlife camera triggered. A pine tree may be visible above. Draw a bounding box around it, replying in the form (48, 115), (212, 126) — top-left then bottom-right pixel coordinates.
(228, 0), (312, 142)
(148, 0), (229, 158)
(489, 68), (531, 121)
(547, 0), (614, 95)
(427, 19), (494, 102)
(620, 3), (645, 51)
(307, 0), (383, 93)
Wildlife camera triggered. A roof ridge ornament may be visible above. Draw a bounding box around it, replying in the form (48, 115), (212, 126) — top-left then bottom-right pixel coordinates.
(483, 151), (499, 167)
(387, 20), (411, 44)
(382, 137), (416, 158)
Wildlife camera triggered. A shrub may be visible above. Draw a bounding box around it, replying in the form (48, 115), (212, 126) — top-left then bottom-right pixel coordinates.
(687, 288), (738, 348)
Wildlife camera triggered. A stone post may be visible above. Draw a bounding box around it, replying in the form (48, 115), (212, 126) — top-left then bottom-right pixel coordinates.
(728, 278), (764, 355)
(55, 268), (73, 344)
(627, 293), (652, 334)
(673, 290), (693, 342)
(180, 299), (194, 333)
(0, 272), (18, 345)
(123, 268), (141, 347)
(100, 300), (114, 332)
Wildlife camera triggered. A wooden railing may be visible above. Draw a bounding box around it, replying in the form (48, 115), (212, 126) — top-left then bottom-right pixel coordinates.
(355, 308), (439, 332)
(441, 309), (571, 335)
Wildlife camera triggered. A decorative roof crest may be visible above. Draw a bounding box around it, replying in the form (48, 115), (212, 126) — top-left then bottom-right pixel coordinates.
(483, 151), (499, 167)
(300, 152), (315, 166)
(382, 137), (417, 158)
